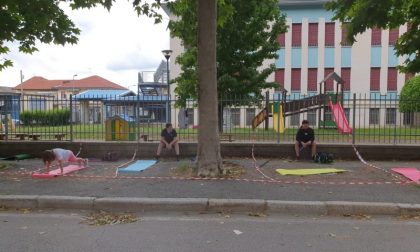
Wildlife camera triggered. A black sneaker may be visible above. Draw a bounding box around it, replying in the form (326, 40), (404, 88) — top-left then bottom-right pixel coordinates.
(176, 155), (180, 161)
(155, 155), (160, 161)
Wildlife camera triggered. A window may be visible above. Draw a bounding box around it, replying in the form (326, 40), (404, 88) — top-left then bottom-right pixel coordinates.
(246, 108), (255, 126)
(371, 27), (382, 45)
(386, 108), (396, 125)
(290, 114), (300, 126)
(341, 23), (351, 46)
(307, 68), (318, 91)
(324, 106), (332, 121)
(277, 33), (285, 47)
(187, 108), (194, 125)
(275, 69), (285, 91)
(403, 112), (413, 125)
(292, 23), (302, 47)
(389, 28), (399, 45)
(308, 23), (318, 46)
(231, 108), (240, 126)
(387, 67), (398, 91)
(325, 22), (335, 46)
(307, 109), (317, 125)
(370, 68), (380, 91)
(324, 68), (334, 91)
(29, 98), (46, 111)
(291, 68), (301, 91)
(344, 108), (351, 123)
(369, 108), (380, 125)
(341, 68), (351, 91)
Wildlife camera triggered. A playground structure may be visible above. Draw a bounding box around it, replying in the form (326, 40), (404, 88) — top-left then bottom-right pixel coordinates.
(254, 72), (352, 134)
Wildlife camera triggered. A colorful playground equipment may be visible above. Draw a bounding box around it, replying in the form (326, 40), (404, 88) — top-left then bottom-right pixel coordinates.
(0, 114), (16, 132)
(253, 72), (352, 135)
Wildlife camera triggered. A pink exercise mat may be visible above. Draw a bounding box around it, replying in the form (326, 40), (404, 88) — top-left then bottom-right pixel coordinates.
(391, 168), (420, 182)
(32, 165), (87, 179)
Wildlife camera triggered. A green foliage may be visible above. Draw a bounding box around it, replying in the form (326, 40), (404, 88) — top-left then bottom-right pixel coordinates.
(20, 109), (71, 126)
(0, 0), (166, 71)
(400, 76), (420, 112)
(168, 0), (287, 107)
(325, 0), (420, 73)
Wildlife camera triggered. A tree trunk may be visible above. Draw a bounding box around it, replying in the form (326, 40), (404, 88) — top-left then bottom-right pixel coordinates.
(196, 0), (223, 177)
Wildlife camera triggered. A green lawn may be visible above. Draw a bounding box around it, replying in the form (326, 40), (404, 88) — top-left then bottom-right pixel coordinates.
(6, 123), (420, 143)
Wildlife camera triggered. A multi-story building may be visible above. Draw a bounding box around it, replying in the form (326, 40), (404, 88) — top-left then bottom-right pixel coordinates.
(165, 0), (414, 129)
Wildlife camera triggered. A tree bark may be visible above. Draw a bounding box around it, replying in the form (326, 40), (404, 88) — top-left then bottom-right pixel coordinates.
(196, 0), (223, 177)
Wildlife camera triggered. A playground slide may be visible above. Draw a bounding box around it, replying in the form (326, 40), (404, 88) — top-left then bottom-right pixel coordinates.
(328, 99), (352, 134)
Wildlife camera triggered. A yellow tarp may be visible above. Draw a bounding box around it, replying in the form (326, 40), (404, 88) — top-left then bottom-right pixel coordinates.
(276, 168), (346, 176)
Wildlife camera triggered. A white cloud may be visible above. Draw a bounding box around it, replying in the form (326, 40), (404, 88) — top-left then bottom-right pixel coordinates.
(0, 1), (170, 89)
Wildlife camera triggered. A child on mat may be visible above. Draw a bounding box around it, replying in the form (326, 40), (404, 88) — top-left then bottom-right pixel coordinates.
(42, 148), (87, 174)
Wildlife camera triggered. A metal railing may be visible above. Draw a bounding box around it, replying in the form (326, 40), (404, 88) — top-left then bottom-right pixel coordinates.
(1, 93), (419, 145)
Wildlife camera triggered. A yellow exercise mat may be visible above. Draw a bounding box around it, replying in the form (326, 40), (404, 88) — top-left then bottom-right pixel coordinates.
(276, 168), (346, 176)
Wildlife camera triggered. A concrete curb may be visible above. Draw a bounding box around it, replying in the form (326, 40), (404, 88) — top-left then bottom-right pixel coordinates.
(0, 195), (419, 216)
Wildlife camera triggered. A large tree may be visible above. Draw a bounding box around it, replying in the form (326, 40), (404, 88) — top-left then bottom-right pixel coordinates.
(326, 0), (420, 74)
(168, 0), (286, 176)
(0, 0), (162, 71)
(196, 0), (222, 177)
(168, 0), (287, 108)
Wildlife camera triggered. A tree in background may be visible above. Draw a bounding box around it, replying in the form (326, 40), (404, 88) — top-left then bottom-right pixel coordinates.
(326, 0), (420, 74)
(399, 76), (420, 125)
(0, 0), (162, 71)
(168, 0), (287, 114)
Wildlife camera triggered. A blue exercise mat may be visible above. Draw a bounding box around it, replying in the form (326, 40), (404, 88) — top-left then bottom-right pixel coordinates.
(118, 160), (157, 172)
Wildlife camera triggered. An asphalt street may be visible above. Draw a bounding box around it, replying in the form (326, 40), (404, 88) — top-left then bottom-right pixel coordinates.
(1, 211), (419, 252)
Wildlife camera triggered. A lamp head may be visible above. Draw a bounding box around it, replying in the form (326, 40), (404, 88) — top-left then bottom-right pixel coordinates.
(161, 50), (173, 60)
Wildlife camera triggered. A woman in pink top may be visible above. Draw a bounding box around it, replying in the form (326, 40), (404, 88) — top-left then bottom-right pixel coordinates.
(42, 148), (87, 174)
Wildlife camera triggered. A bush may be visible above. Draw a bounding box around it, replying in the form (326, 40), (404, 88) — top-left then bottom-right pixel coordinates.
(19, 109), (70, 126)
(400, 75), (420, 112)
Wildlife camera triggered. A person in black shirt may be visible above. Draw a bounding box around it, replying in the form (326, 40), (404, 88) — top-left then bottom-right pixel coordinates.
(156, 123), (180, 161)
(294, 119), (316, 160)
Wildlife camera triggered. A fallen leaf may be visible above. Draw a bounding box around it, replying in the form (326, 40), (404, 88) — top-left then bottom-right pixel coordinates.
(248, 212), (266, 217)
(82, 211), (139, 226)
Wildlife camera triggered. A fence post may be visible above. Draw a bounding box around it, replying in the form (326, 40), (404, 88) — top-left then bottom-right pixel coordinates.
(352, 93), (356, 145)
(276, 93), (280, 144)
(393, 96), (397, 145)
(70, 94), (73, 142)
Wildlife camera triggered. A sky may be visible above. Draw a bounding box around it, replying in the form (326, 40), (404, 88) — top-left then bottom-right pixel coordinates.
(0, 1), (170, 90)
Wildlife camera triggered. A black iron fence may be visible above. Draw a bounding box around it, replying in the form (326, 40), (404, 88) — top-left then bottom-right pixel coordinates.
(1, 93), (420, 145)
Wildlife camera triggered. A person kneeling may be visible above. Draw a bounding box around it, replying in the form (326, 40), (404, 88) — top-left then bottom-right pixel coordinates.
(294, 120), (317, 160)
(42, 148), (88, 175)
(156, 123), (180, 161)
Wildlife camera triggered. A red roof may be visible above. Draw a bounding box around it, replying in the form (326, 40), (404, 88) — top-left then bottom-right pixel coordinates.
(14, 75), (127, 91)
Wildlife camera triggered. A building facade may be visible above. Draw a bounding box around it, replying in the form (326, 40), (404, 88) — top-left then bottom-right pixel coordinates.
(166, 0), (413, 129)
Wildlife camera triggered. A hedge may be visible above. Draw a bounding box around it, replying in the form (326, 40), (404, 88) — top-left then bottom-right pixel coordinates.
(20, 109), (71, 126)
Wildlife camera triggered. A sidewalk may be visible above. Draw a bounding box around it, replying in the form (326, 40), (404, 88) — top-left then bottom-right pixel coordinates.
(0, 157), (419, 216)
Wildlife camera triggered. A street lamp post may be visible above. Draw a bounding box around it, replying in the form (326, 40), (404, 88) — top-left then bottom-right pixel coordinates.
(162, 49), (172, 123)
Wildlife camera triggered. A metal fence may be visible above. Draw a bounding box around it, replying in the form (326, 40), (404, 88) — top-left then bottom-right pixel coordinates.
(1, 93), (420, 145)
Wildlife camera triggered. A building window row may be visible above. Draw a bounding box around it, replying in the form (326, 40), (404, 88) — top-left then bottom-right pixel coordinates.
(275, 68), (352, 92)
(278, 24), (399, 48)
(369, 67), (398, 91)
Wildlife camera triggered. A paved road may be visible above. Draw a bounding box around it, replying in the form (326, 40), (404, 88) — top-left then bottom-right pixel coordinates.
(1, 211), (420, 252)
(1, 159), (419, 204)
